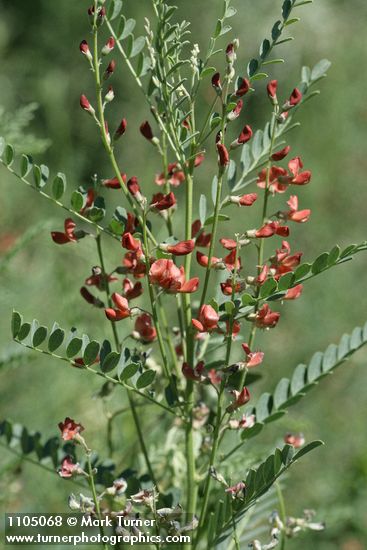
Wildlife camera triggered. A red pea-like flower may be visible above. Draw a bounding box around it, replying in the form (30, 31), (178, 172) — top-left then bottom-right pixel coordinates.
(79, 40), (92, 61)
(160, 239), (195, 256)
(254, 304), (280, 329)
(122, 232), (142, 254)
(149, 259), (199, 294)
(80, 94), (95, 116)
(257, 165), (289, 194)
(224, 249), (241, 270)
(284, 283), (303, 300)
(217, 143), (230, 167)
(256, 264), (269, 285)
(220, 278), (244, 296)
(248, 221), (289, 239)
(192, 305), (219, 333)
(140, 121), (154, 141)
(270, 241), (303, 278)
(58, 456), (81, 478)
(267, 79), (278, 103)
(155, 163), (185, 187)
(271, 145), (291, 161)
(51, 218), (77, 245)
(80, 287), (104, 308)
(150, 192), (176, 211)
(182, 361), (205, 382)
(211, 72), (222, 92)
(226, 387), (250, 413)
(127, 176), (142, 198)
(115, 118), (127, 140)
(283, 195), (311, 223)
(102, 37), (115, 56)
(196, 251), (223, 269)
(105, 293), (131, 321)
(242, 343), (264, 368)
(230, 125), (253, 149)
(289, 87), (302, 106)
(284, 432), (305, 448)
(104, 59), (116, 80)
(134, 313), (157, 343)
(102, 173), (127, 189)
(58, 417), (84, 441)
(122, 278), (143, 300)
(227, 99), (243, 122)
(288, 157), (312, 185)
(235, 77), (250, 97)
(229, 193), (258, 207)
(192, 220), (211, 247)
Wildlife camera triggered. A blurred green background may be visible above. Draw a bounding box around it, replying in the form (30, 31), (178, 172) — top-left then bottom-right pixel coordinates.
(1, 0), (366, 548)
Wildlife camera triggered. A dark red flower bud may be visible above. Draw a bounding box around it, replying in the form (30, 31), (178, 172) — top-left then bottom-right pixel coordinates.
(80, 94), (95, 115)
(235, 77), (250, 97)
(115, 118), (127, 140)
(102, 37), (115, 56)
(271, 145), (291, 161)
(289, 87), (302, 106)
(140, 121), (154, 141)
(217, 143), (230, 167)
(127, 176), (141, 197)
(79, 40), (92, 61)
(102, 173), (127, 189)
(267, 80), (278, 103)
(211, 72), (222, 91)
(150, 192), (176, 211)
(104, 60), (116, 80)
(80, 287), (104, 308)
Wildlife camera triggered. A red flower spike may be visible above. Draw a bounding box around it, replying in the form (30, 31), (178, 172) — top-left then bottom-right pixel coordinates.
(267, 80), (278, 103)
(271, 145), (291, 161)
(105, 293), (131, 321)
(150, 192), (176, 211)
(284, 433), (305, 448)
(161, 239), (195, 256)
(192, 305), (219, 333)
(227, 99), (243, 122)
(122, 278), (143, 300)
(80, 94), (95, 116)
(115, 118), (127, 140)
(242, 343), (264, 368)
(149, 259), (199, 294)
(51, 218), (77, 245)
(79, 40), (92, 62)
(140, 121), (154, 141)
(58, 417), (84, 441)
(134, 313), (157, 343)
(226, 387), (251, 413)
(235, 77), (250, 97)
(284, 283), (303, 300)
(254, 304), (280, 329)
(102, 37), (115, 56)
(217, 143), (230, 167)
(182, 361), (205, 382)
(102, 173), (127, 189)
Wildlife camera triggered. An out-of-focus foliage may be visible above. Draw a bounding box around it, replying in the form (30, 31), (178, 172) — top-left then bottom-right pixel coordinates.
(0, 1), (367, 549)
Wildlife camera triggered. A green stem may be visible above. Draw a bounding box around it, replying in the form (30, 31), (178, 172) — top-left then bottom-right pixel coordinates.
(276, 481), (287, 550)
(86, 450), (108, 550)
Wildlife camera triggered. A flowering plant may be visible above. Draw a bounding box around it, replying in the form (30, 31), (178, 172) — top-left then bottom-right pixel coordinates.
(1, 0), (367, 548)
